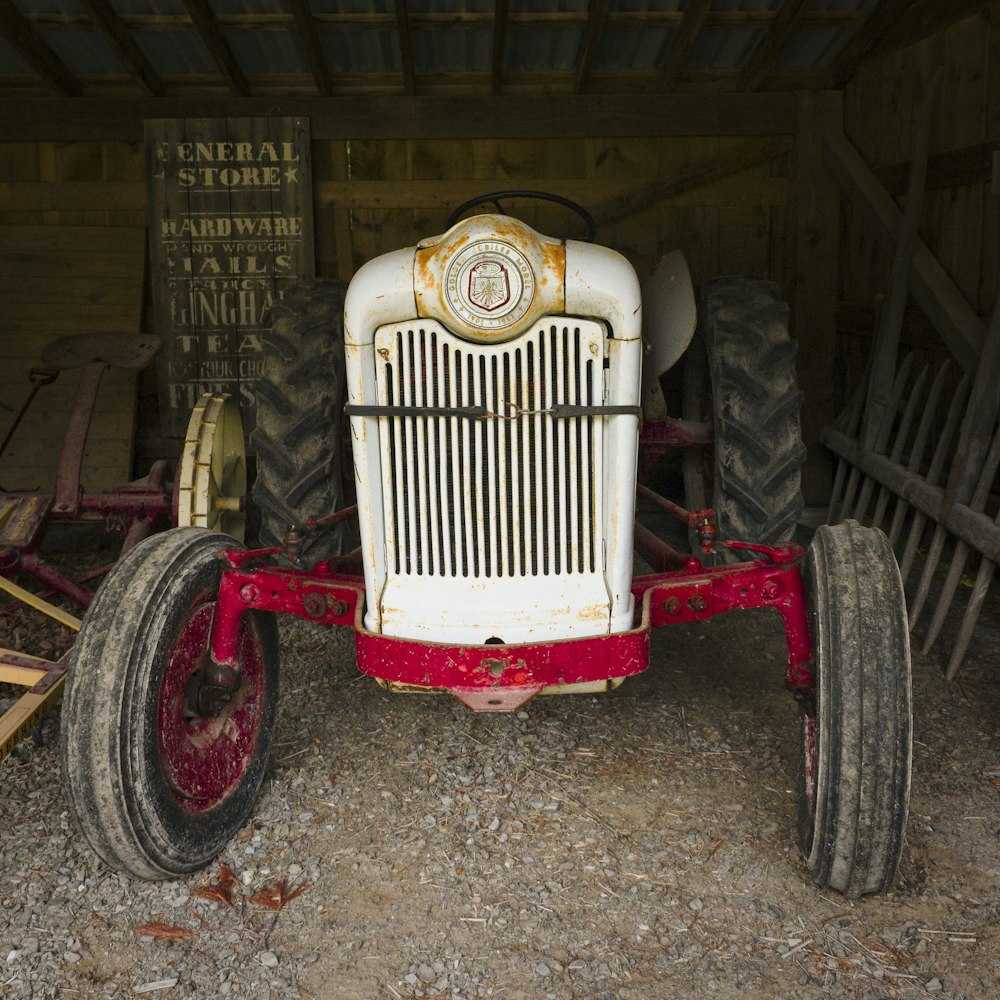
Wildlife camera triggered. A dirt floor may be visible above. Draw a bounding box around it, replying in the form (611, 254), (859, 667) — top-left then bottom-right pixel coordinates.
(1, 538), (998, 999)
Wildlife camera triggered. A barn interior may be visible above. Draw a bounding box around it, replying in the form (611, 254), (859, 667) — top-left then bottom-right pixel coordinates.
(0, 2), (998, 997)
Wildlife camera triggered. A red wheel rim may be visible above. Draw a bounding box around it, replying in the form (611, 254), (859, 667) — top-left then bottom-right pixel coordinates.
(157, 600), (266, 812)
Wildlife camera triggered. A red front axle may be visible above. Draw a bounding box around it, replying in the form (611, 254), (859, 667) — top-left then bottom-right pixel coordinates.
(207, 536), (814, 712)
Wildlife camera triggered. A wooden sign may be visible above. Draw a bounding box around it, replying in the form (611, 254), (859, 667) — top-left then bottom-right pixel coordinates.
(145, 117), (314, 440)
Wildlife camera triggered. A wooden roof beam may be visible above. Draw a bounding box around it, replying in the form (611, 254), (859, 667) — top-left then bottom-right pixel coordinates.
(0, 93), (801, 142)
(573, 0), (608, 95)
(287, 0), (333, 96)
(181, 0), (249, 97)
(0, 0), (81, 96)
(737, 0), (809, 93)
(865, 0), (988, 61)
(19, 8), (873, 32)
(393, 0), (415, 95)
(78, 0), (164, 97)
(491, 0), (508, 95)
(823, 0), (912, 89)
(655, 0), (711, 93)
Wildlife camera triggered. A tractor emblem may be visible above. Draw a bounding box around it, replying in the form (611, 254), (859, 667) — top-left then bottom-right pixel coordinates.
(468, 261), (511, 312)
(444, 240), (535, 333)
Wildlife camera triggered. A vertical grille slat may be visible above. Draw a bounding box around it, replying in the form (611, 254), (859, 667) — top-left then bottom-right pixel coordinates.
(509, 352), (522, 578)
(542, 331), (557, 575)
(401, 332), (418, 574)
(436, 344), (461, 576)
(567, 329), (580, 574)
(375, 322), (604, 579)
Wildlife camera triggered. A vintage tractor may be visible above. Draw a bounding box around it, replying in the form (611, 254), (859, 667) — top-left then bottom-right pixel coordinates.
(60, 193), (912, 897)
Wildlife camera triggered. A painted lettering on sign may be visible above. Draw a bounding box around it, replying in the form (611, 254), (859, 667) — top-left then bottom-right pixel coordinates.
(146, 118), (314, 440)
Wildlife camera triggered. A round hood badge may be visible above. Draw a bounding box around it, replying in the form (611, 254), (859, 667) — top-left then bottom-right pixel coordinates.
(445, 240), (535, 332)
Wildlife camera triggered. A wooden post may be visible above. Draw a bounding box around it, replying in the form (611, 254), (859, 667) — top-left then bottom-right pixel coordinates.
(791, 91), (842, 506)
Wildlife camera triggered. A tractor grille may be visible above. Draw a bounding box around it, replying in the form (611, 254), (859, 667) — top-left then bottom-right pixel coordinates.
(374, 321), (606, 578)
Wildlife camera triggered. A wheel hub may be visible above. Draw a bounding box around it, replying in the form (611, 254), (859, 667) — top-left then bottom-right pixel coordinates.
(158, 601), (265, 811)
(183, 653), (242, 719)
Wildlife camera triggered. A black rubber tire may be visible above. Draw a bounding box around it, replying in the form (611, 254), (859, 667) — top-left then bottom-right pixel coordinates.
(683, 276), (806, 553)
(252, 279), (348, 565)
(798, 520), (912, 896)
(60, 527), (279, 880)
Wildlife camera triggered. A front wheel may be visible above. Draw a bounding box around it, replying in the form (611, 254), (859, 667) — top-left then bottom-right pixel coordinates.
(60, 528), (279, 879)
(798, 520), (912, 895)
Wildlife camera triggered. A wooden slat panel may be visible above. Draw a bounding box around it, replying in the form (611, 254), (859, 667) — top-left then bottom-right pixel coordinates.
(0, 181), (145, 212)
(839, 6), (996, 403)
(314, 175), (787, 210)
(0, 219), (145, 493)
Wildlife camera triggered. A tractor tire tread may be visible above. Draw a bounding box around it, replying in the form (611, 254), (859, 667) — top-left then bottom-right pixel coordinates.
(251, 278), (349, 563)
(61, 528), (279, 880)
(691, 275), (806, 548)
(799, 520), (911, 896)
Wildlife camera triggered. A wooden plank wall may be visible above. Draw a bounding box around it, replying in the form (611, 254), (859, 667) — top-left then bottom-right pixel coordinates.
(0, 142), (148, 491)
(0, 224), (146, 493)
(312, 136), (788, 290)
(839, 5), (999, 404)
(0, 137), (790, 294)
(0, 130), (820, 491)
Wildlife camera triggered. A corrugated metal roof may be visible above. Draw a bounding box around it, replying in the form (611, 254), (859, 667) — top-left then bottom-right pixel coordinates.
(0, 0), (888, 93)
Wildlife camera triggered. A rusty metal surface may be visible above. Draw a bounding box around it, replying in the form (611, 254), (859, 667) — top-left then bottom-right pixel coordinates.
(0, 349), (217, 762)
(207, 535), (814, 710)
(414, 215), (566, 344)
(0, 650), (69, 765)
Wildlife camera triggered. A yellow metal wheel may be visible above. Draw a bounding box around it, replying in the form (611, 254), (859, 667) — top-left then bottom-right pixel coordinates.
(177, 393), (247, 541)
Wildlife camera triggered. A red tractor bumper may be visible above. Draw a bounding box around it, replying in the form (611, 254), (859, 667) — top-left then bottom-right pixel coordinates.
(209, 540), (814, 712)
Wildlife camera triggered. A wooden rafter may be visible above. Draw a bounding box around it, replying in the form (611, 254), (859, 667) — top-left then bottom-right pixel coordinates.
(393, 0), (415, 95)
(0, 0), (81, 96)
(181, 0), (249, 96)
(492, 0), (508, 96)
(822, 0), (912, 89)
(287, 0), (332, 96)
(655, 0), (711, 93)
(737, 0), (809, 92)
(22, 8), (870, 33)
(587, 135), (794, 227)
(77, 0), (163, 97)
(573, 0), (608, 95)
(0, 93), (800, 142)
(864, 0), (988, 61)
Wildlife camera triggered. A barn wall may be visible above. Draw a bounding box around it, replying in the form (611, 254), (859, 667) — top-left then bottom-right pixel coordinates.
(838, 5), (999, 404)
(0, 135), (790, 289)
(0, 122), (834, 500)
(311, 136), (790, 290)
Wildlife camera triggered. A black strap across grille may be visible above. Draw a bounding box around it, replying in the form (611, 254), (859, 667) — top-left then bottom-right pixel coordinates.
(345, 403), (641, 420)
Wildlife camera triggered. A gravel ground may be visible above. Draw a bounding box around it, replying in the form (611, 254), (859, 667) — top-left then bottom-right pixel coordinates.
(1, 541), (998, 1000)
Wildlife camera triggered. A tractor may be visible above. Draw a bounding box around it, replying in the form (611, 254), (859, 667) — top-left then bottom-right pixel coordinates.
(60, 192), (912, 897)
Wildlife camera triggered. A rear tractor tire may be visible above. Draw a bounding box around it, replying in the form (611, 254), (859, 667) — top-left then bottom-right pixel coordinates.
(798, 520), (912, 895)
(252, 279), (349, 565)
(683, 276), (806, 553)
(60, 528), (279, 879)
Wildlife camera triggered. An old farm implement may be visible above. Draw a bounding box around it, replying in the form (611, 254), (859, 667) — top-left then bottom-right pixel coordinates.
(60, 195), (912, 897)
(0, 332), (246, 762)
